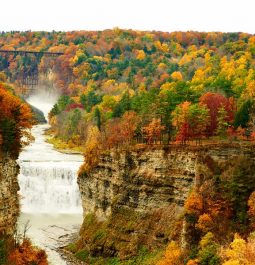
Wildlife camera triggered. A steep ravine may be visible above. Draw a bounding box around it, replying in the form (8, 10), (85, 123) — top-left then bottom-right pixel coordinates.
(78, 148), (197, 220)
(16, 88), (84, 265)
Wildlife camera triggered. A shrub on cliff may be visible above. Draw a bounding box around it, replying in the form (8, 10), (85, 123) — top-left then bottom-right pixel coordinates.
(73, 206), (179, 263)
(0, 236), (48, 265)
(7, 239), (48, 265)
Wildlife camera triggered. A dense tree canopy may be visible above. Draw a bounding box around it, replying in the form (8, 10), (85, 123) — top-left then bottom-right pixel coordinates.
(2, 30), (255, 160)
(0, 81), (33, 157)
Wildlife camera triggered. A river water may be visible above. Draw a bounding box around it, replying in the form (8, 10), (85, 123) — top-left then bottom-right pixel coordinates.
(17, 96), (84, 265)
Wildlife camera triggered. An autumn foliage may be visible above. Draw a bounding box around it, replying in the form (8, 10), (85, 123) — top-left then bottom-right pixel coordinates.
(0, 83), (32, 157)
(199, 92), (234, 136)
(3, 30), (255, 264)
(248, 191), (255, 229)
(104, 111), (140, 148)
(172, 102), (209, 143)
(220, 234), (255, 265)
(0, 30), (255, 151)
(7, 239), (48, 265)
(142, 118), (165, 144)
(156, 241), (184, 265)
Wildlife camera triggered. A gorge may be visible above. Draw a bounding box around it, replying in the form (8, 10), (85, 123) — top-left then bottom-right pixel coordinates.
(2, 30), (255, 264)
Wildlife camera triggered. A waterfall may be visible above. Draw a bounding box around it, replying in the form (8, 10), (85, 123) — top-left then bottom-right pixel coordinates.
(19, 161), (82, 214)
(18, 124), (84, 214)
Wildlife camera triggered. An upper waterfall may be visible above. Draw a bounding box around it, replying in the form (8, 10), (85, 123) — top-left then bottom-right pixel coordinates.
(26, 89), (59, 121)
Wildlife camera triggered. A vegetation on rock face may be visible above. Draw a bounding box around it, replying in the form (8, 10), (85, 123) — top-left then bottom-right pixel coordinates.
(0, 76), (41, 264)
(76, 150), (255, 264)
(156, 155), (255, 265)
(0, 235), (48, 265)
(68, 205), (180, 264)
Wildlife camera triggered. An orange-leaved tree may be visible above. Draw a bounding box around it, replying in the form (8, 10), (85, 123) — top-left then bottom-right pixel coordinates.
(142, 118), (165, 144)
(105, 111), (140, 148)
(8, 239), (48, 265)
(0, 83), (33, 157)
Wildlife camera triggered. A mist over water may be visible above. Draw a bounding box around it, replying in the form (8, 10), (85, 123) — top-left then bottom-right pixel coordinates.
(26, 89), (59, 121)
(18, 89), (84, 265)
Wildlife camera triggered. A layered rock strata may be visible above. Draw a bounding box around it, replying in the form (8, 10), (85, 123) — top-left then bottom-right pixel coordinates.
(78, 145), (255, 221)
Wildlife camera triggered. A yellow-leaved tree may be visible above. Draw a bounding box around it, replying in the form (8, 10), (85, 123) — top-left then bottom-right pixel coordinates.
(221, 234), (255, 265)
(157, 241), (184, 265)
(79, 125), (101, 174)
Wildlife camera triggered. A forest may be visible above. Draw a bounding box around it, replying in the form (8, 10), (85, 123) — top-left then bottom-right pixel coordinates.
(1, 30), (255, 153)
(1, 29), (255, 264)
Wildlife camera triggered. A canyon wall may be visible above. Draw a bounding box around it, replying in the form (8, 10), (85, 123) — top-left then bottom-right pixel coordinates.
(0, 154), (20, 235)
(78, 144), (255, 221)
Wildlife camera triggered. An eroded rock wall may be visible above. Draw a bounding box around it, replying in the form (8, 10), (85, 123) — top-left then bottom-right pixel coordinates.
(78, 145), (255, 221)
(0, 154), (20, 235)
(78, 147), (199, 220)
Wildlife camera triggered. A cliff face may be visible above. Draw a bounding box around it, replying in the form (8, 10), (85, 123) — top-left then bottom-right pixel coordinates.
(0, 154), (20, 235)
(78, 145), (255, 221)
(78, 148), (198, 220)
(77, 145), (255, 259)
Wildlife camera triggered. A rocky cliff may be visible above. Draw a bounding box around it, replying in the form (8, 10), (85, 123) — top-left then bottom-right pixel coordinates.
(79, 145), (253, 220)
(78, 147), (198, 220)
(0, 154), (20, 235)
(76, 144), (255, 260)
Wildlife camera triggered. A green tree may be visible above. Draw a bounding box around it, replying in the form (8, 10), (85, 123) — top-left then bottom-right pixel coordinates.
(223, 157), (255, 227)
(198, 233), (220, 265)
(113, 91), (132, 117)
(234, 99), (253, 128)
(58, 95), (73, 112)
(216, 106), (228, 138)
(94, 107), (101, 131)
(80, 91), (102, 112)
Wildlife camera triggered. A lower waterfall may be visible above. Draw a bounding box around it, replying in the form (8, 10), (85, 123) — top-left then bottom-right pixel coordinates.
(18, 124), (83, 215)
(19, 161), (82, 214)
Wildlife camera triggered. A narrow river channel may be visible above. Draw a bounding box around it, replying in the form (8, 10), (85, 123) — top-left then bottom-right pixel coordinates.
(17, 96), (84, 265)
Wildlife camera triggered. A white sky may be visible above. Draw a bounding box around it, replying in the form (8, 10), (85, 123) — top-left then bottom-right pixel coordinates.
(1, 0), (255, 33)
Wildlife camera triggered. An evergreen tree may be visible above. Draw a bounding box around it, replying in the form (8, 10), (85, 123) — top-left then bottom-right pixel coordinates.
(234, 100), (253, 128)
(216, 106), (228, 138)
(94, 107), (101, 131)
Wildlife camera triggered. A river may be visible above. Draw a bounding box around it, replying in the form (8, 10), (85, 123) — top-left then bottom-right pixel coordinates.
(17, 95), (84, 265)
